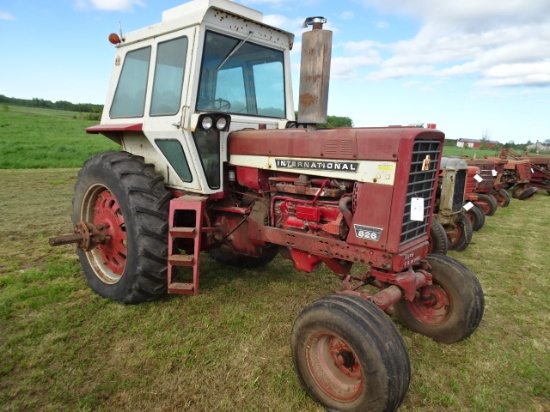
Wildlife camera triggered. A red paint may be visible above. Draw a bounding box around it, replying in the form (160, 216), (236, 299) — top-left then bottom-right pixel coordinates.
(86, 123), (143, 134)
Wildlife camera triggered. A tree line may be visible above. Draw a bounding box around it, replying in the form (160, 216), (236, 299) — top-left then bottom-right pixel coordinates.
(0, 95), (103, 114)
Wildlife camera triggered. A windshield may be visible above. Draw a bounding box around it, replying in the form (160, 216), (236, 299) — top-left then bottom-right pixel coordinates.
(197, 31), (285, 118)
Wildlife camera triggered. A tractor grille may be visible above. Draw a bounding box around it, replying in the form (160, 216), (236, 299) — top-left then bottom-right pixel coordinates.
(401, 140), (441, 244)
(452, 169), (467, 212)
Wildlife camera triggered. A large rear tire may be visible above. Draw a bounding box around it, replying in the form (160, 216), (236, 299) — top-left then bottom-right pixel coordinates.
(428, 218), (448, 255)
(394, 254), (484, 343)
(208, 246), (279, 268)
(73, 151), (170, 304)
(291, 295), (410, 412)
(447, 213), (473, 251)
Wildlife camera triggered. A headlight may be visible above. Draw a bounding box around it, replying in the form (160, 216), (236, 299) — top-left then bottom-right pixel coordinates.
(201, 115), (213, 130)
(215, 117), (227, 131)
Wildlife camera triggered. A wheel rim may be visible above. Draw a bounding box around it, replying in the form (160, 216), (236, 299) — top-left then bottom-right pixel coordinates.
(305, 332), (364, 402)
(446, 224), (462, 247)
(405, 283), (451, 325)
(81, 184), (127, 283)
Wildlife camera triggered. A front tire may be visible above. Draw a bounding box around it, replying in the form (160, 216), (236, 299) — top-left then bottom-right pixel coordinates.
(466, 205), (485, 231)
(428, 218), (449, 255)
(394, 254), (485, 343)
(476, 193), (498, 216)
(492, 188), (510, 207)
(73, 151), (170, 304)
(291, 295), (410, 412)
(447, 213), (473, 251)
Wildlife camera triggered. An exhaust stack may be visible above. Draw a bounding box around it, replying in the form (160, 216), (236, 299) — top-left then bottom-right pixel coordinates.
(298, 17), (332, 125)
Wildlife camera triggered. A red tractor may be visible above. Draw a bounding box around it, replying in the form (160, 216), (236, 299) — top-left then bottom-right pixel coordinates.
(49, 1), (484, 410)
(486, 155), (538, 200)
(464, 165), (486, 231)
(499, 149), (550, 195)
(465, 158), (507, 212)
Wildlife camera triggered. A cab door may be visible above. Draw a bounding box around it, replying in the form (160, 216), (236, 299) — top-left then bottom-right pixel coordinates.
(138, 27), (206, 192)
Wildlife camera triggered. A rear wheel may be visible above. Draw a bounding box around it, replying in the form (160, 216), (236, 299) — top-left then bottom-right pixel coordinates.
(291, 295), (410, 412)
(394, 254), (485, 343)
(428, 218), (448, 255)
(73, 151), (170, 304)
(208, 246), (279, 268)
(492, 189), (510, 207)
(447, 213), (473, 251)
(466, 205), (485, 231)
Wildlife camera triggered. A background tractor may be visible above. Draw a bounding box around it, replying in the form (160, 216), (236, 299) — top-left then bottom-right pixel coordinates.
(49, 1), (484, 410)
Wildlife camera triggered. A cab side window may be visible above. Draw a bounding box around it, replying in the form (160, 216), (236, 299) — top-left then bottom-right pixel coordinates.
(150, 37), (188, 116)
(110, 47), (151, 118)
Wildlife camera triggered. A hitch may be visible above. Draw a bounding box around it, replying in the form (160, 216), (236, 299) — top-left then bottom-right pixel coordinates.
(49, 222), (109, 251)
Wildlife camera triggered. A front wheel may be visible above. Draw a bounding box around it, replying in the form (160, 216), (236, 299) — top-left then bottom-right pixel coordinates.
(476, 193), (498, 216)
(492, 188), (510, 207)
(291, 295), (410, 412)
(428, 218), (448, 255)
(394, 254), (485, 343)
(466, 205), (485, 231)
(73, 151), (170, 304)
(447, 213), (473, 251)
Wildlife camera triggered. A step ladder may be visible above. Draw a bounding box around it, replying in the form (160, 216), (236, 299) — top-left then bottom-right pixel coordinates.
(167, 195), (212, 295)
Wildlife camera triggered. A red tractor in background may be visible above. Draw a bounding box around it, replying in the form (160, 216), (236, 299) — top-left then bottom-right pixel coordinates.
(485, 155), (538, 200)
(49, 1), (484, 410)
(465, 158), (507, 212)
(464, 165), (486, 231)
(499, 149), (550, 195)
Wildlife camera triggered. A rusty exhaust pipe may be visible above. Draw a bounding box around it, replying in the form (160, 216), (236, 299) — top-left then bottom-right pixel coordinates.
(298, 17), (332, 126)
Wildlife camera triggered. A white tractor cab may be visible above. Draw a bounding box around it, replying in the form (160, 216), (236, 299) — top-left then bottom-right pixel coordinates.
(88, 0), (296, 194)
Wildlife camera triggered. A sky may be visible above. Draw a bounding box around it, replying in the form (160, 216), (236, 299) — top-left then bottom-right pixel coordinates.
(1, 0), (549, 144)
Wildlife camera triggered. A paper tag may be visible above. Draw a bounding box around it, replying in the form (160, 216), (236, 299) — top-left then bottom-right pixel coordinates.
(474, 174), (483, 183)
(463, 202), (474, 211)
(411, 197), (424, 222)
(492, 169), (498, 177)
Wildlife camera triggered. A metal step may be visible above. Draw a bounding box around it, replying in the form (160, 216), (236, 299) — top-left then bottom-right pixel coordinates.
(168, 254), (194, 266)
(168, 282), (195, 294)
(170, 227), (196, 238)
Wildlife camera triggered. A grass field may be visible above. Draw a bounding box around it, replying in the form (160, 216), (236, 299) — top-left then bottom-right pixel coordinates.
(1, 106), (549, 410)
(1, 171), (549, 411)
(0, 105), (118, 168)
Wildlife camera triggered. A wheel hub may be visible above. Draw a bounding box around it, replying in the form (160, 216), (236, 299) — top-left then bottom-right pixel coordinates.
(306, 332), (363, 402)
(93, 190), (127, 276)
(409, 284), (450, 325)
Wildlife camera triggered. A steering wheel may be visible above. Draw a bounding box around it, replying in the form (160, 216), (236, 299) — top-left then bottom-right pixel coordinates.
(200, 98), (231, 111)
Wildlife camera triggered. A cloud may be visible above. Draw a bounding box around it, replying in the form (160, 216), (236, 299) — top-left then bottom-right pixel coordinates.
(0, 10), (15, 20)
(340, 11), (354, 20)
(75, 0), (145, 12)
(355, 0), (550, 87)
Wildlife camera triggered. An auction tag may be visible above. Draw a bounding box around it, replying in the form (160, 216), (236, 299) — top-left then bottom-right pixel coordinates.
(492, 170), (498, 176)
(474, 174), (483, 183)
(411, 197), (424, 221)
(463, 202), (474, 211)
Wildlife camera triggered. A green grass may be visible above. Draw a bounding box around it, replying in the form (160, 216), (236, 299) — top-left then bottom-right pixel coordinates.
(442, 145), (503, 159)
(0, 106), (118, 168)
(1, 169), (549, 411)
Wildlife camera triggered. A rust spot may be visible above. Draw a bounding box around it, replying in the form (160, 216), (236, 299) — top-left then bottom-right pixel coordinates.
(302, 74), (322, 84)
(299, 93), (318, 108)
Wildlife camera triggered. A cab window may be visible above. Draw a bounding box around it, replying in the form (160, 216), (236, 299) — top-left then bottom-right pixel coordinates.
(150, 37), (188, 116)
(110, 47), (151, 118)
